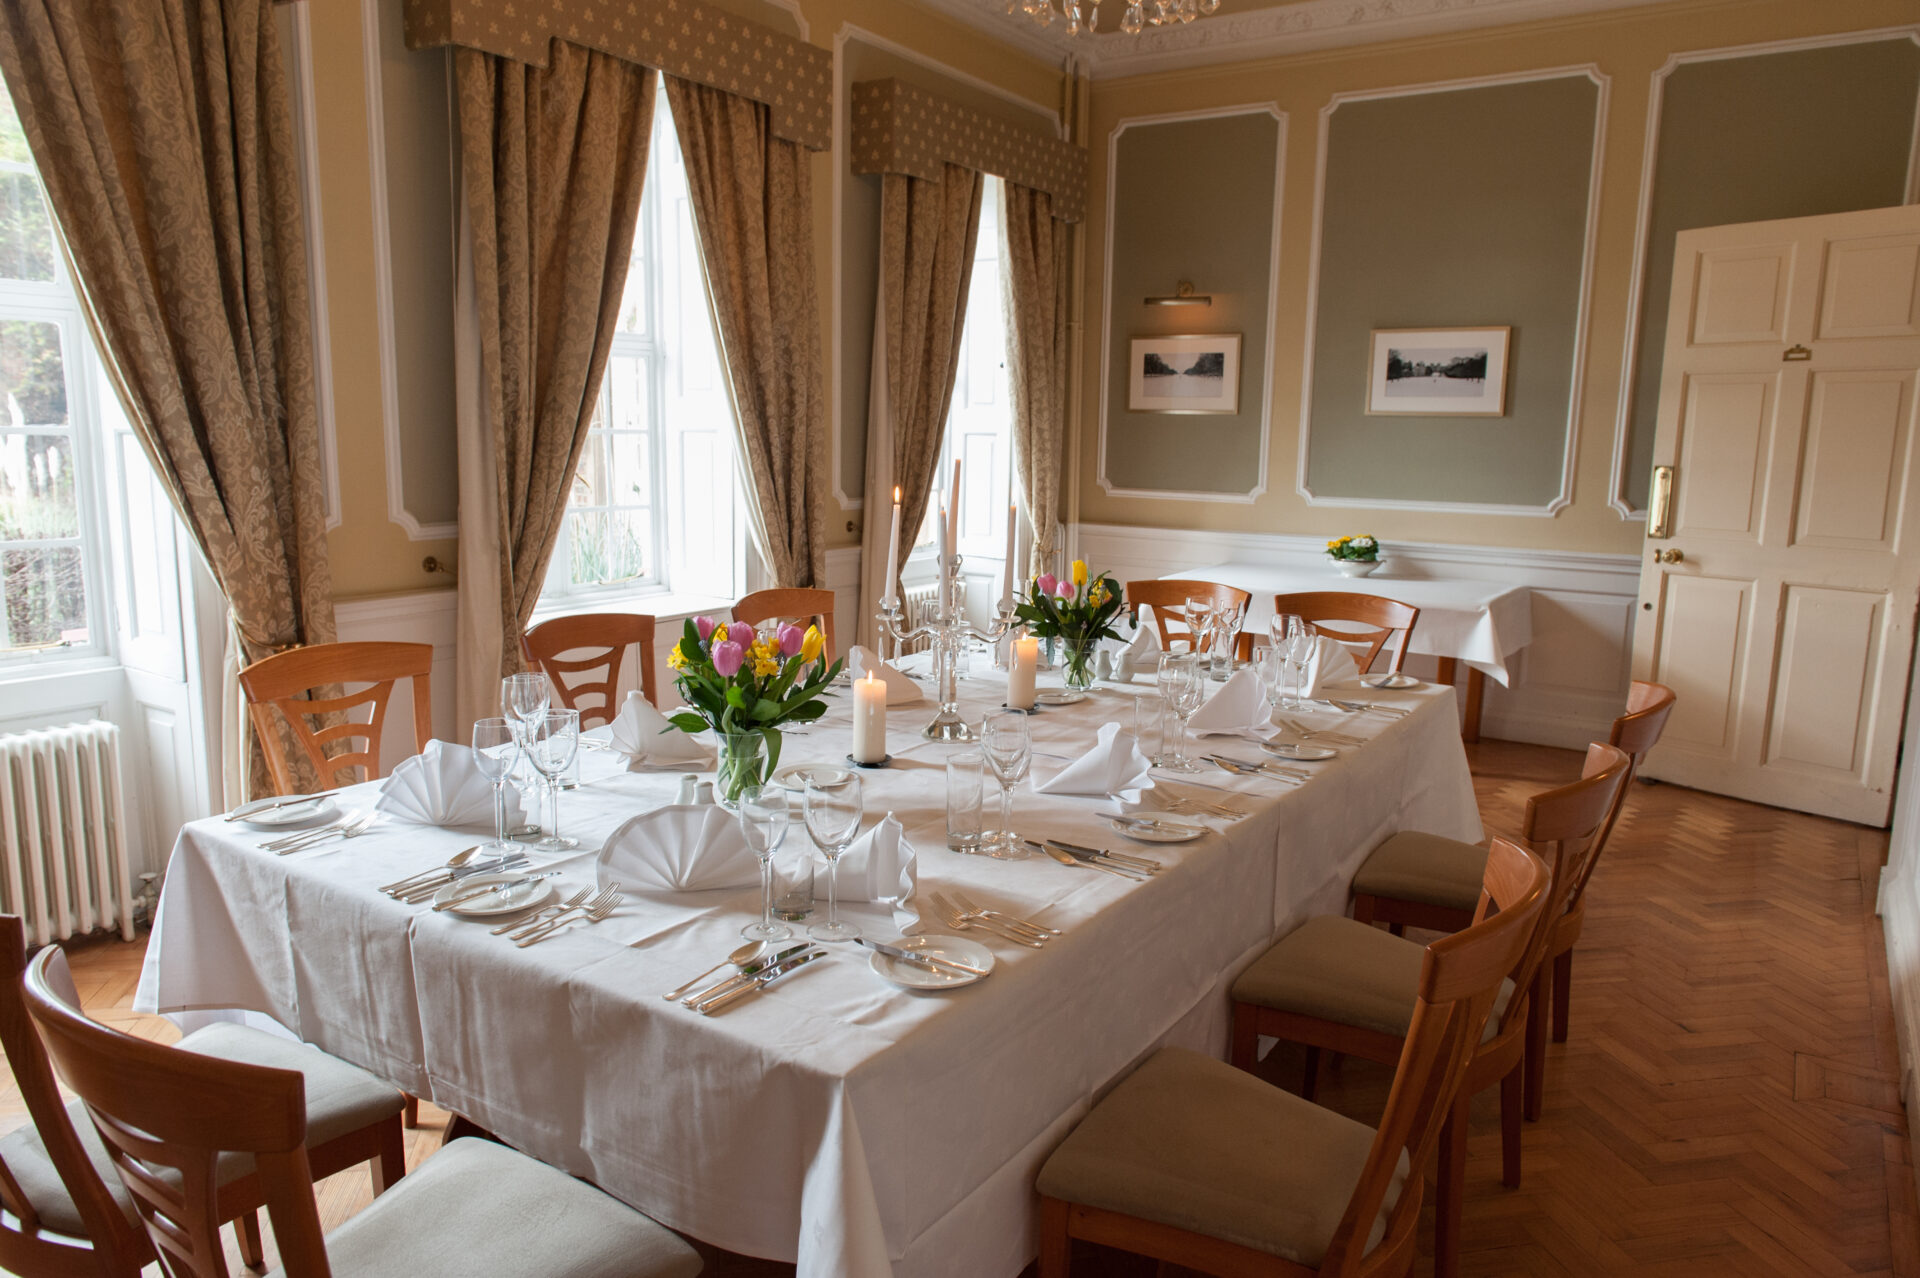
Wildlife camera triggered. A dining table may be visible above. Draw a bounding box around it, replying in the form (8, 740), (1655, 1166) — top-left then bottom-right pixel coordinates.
(135, 658), (1482, 1278)
(1162, 561), (1534, 742)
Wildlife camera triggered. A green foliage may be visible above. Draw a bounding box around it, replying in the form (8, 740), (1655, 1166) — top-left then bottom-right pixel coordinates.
(668, 616), (843, 739)
(1014, 572), (1126, 648)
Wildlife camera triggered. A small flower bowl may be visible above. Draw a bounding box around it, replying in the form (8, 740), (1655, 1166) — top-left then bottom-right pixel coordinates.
(1332, 559), (1382, 577)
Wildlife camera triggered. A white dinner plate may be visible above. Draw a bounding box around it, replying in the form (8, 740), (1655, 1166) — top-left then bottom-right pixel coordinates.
(772, 763), (854, 792)
(432, 873), (557, 918)
(1109, 814), (1207, 844)
(870, 935), (995, 990)
(230, 796), (338, 830)
(1262, 742), (1339, 761)
(1361, 672), (1421, 690)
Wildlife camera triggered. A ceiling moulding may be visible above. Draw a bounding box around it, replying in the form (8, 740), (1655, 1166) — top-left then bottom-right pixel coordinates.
(851, 78), (1089, 221)
(913, 0), (1681, 78)
(404, 0), (832, 149)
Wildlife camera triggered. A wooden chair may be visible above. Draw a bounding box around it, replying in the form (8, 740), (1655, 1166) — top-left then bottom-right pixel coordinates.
(730, 589), (837, 664)
(238, 642), (433, 795)
(0, 916), (407, 1276)
(1228, 746), (1631, 1278)
(1271, 592), (1420, 676)
(20, 945), (704, 1278)
(1036, 837), (1550, 1278)
(521, 613), (658, 728)
(1123, 579), (1251, 655)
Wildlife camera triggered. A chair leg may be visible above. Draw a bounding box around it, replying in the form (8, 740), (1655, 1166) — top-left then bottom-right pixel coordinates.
(1434, 1095), (1469, 1278)
(1230, 1003), (1259, 1072)
(1500, 1065), (1523, 1188)
(402, 1092), (420, 1129)
(1039, 1196), (1072, 1277)
(236, 1210), (266, 1272)
(1551, 948), (1574, 1043)
(373, 1116), (407, 1195)
(1351, 893), (1377, 926)
(1524, 971), (1549, 1122)
(1300, 1046), (1321, 1101)
(1387, 922), (1406, 937)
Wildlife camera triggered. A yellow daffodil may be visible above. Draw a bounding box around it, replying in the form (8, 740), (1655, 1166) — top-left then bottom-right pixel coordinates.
(753, 655), (779, 677)
(1071, 559), (1088, 587)
(800, 624), (824, 664)
(667, 645), (689, 671)
(1090, 582), (1109, 607)
(710, 622), (728, 646)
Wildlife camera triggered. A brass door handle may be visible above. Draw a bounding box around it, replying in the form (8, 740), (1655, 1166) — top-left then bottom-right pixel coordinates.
(1652, 548), (1685, 565)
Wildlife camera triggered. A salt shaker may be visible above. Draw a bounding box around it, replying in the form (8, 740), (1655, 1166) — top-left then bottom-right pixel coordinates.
(694, 780), (716, 805)
(675, 774), (699, 805)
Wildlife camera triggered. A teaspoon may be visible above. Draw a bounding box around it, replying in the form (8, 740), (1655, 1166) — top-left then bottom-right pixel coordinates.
(661, 941), (768, 1002)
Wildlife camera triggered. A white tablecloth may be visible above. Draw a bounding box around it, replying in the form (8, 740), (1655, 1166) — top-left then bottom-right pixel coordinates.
(1163, 562), (1533, 685)
(136, 667), (1480, 1277)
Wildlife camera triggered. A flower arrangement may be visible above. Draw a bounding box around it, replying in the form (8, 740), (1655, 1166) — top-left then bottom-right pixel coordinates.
(1014, 560), (1127, 690)
(667, 616), (843, 802)
(1326, 534), (1380, 562)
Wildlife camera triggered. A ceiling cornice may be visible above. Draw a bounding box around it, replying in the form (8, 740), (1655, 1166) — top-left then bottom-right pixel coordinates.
(911, 0), (1683, 78)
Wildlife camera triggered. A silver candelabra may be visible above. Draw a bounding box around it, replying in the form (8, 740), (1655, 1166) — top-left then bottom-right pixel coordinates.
(876, 551), (1019, 742)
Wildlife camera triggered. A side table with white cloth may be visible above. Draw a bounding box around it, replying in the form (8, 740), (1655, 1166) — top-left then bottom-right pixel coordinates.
(136, 664), (1480, 1278)
(1164, 562), (1533, 742)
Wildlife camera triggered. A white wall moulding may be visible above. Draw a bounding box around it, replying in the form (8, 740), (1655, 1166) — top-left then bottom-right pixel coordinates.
(1074, 521), (1639, 749)
(1607, 27), (1920, 518)
(1096, 104), (1284, 505)
(1295, 66), (1607, 518)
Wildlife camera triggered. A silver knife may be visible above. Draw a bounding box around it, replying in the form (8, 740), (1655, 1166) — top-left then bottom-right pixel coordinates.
(1048, 841), (1156, 877)
(855, 936), (987, 976)
(226, 794), (326, 822)
(1044, 838), (1160, 872)
(432, 872), (559, 911)
(682, 942), (813, 1007)
(697, 949), (827, 1014)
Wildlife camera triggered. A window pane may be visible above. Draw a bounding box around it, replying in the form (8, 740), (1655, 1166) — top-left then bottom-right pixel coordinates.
(0, 432), (80, 538)
(565, 508), (649, 587)
(610, 430), (650, 507)
(0, 81), (56, 285)
(0, 318), (68, 427)
(4, 544), (87, 651)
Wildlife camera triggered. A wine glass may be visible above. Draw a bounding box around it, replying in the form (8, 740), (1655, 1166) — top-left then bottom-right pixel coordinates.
(470, 718), (520, 854)
(804, 772), (864, 943)
(1183, 596), (1214, 657)
(982, 710), (1034, 859)
(525, 709), (580, 851)
(1156, 652), (1204, 772)
(1280, 618), (1316, 711)
(1255, 645), (1287, 725)
(501, 672), (552, 836)
(737, 784), (793, 942)
(1270, 612), (1303, 654)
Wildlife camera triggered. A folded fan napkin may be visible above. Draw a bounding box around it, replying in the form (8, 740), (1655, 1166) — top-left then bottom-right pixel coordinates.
(1036, 721), (1155, 803)
(374, 739), (524, 828)
(1117, 621), (1162, 679)
(608, 691), (714, 769)
(848, 645), (924, 705)
(1186, 667), (1279, 739)
(597, 804), (758, 893)
(1302, 635), (1363, 699)
(833, 811), (918, 926)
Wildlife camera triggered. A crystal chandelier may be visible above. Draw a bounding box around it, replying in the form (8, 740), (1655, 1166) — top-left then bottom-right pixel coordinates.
(1010, 0), (1219, 37)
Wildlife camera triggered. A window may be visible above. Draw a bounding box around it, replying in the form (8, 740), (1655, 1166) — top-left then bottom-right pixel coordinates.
(542, 85), (744, 607)
(0, 79), (109, 665)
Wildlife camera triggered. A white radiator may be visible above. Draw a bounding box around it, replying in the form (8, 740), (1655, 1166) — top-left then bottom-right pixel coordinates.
(898, 579), (967, 655)
(0, 722), (136, 946)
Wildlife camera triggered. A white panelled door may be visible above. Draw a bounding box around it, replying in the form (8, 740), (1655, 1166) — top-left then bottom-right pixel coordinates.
(1633, 204), (1920, 825)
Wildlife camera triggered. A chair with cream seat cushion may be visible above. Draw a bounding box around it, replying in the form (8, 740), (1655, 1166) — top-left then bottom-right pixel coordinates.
(21, 944), (702, 1278)
(1037, 837), (1550, 1278)
(0, 916), (407, 1276)
(1231, 747), (1631, 1278)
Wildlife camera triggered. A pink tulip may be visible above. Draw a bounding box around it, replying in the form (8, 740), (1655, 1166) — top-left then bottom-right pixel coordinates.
(1054, 578), (1074, 599)
(712, 640), (745, 677)
(1036, 573), (1058, 597)
(695, 615), (717, 641)
(778, 623), (806, 657)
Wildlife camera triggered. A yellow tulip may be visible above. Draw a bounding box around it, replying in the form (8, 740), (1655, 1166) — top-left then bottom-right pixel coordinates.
(800, 625), (824, 664)
(1071, 560), (1088, 587)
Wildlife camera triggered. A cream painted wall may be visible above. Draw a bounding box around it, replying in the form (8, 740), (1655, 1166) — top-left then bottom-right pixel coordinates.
(1074, 0), (1920, 556)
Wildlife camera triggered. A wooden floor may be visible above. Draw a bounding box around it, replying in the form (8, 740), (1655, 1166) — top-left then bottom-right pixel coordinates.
(2, 739), (1914, 1276)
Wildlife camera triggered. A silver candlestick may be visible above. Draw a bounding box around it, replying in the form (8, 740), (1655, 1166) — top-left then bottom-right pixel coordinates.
(877, 551), (1019, 742)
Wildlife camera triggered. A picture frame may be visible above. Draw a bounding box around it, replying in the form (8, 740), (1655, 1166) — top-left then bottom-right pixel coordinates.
(1365, 326), (1511, 416)
(1128, 334), (1242, 414)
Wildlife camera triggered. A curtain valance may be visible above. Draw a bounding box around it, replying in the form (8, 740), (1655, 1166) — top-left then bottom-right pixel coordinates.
(404, 0), (831, 150)
(850, 78), (1086, 223)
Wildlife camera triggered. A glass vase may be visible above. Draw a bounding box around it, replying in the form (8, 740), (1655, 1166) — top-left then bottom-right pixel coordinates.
(715, 731), (774, 810)
(1062, 634), (1099, 692)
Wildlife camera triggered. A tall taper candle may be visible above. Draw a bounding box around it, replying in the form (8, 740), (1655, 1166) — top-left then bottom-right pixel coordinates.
(882, 485), (903, 605)
(936, 499), (952, 617)
(852, 674), (888, 763)
(948, 458), (962, 550)
(1008, 635), (1039, 711)
(1001, 502), (1017, 610)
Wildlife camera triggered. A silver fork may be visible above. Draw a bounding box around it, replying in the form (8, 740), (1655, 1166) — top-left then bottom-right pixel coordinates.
(948, 889), (1059, 939)
(512, 884), (620, 944)
(275, 811), (375, 855)
(492, 886), (590, 935)
(928, 892), (1044, 948)
(516, 893), (621, 947)
(261, 818), (347, 851)
(1160, 793), (1245, 818)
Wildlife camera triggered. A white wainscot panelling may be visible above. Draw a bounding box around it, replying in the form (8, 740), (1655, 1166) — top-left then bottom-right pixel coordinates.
(334, 590), (457, 770)
(1070, 522), (1641, 749)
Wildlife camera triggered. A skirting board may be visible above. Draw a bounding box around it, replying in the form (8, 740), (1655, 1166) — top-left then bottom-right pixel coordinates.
(1070, 522), (1640, 750)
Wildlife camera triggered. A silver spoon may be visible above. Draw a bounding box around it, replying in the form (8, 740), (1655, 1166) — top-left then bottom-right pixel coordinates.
(380, 846), (481, 895)
(660, 941), (768, 1002)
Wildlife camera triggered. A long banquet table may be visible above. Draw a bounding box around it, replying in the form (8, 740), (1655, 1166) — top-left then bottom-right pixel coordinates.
(136, 663), (1481, 1277)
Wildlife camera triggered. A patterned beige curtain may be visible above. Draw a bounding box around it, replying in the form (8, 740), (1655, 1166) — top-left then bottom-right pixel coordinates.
(0, 0), (335, 793)
(665, 76), (828, 589)
(453, 44), (656, 706)
(857, 165), (984, 648)
(1002, 182), (1072, 576)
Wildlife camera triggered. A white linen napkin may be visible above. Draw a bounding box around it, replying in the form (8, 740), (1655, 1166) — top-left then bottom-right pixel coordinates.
(374, 739), (524, 828)
(833, 811), (918, 926)
(848, 645), (924, 705)
(596, 804), (758, 893)
(1117, 620), (1162, 679)
(607, 691), (714, 770)
(1186, 667), (1279, 739)
(1302, 635), (1363, 699)
(1036, 721), (1155, 803)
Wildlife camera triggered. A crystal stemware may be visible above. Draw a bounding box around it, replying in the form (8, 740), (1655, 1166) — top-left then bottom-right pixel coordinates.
(737, 784), (793, 942)
(805, 772), (864, 943)
(982, 710), (1035, 859)
(470, 717), (520, 854)
(1281, 618), (1316, 712)
(501, 672), (552, 836)
(1156, 652), (1205, 772)
(1184, 596), (1214, 658)
(525, 709), (580, 851)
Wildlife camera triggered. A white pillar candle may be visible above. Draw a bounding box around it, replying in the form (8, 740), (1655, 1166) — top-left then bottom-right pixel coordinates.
(852, 674), (888, 763)
(1001, 501), (1017, 611)
(1008, 635), (1039, 710)
(882, 485), (903, 606)
(948, 457), (963, 549)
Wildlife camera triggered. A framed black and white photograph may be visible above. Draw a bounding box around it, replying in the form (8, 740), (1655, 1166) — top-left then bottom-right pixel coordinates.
(1365, 326), (1511, 416)
(1128, 334), (1241, 413)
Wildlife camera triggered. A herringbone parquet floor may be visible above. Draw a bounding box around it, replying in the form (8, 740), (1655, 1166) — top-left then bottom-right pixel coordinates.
(2, 740), (1913, 1276)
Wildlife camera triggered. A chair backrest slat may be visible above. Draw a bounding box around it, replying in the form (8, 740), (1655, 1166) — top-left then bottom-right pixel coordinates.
(1271, 591), (1421, 675)
(1123, 580), (1251, 655)
(730, 589), (837, 665)
(239, 642), (434, 794)
(522, 613), (658, 728)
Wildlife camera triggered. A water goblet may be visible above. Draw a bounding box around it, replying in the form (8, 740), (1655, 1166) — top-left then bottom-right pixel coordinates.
(1281, 620), (1317, 712)
(737, 785), (793, 942)
(525, 709), (580, 851)
(471, 718), (520, 854)
(1184, 596), (1214, 657)
(501, 672), (552, 836)
(805, 772), (864, 942)
(1156, 652), (1204, 772)
(981, 710), (1034, 859)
